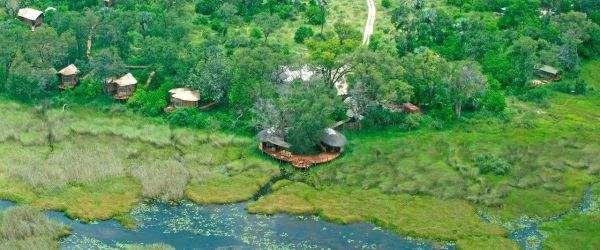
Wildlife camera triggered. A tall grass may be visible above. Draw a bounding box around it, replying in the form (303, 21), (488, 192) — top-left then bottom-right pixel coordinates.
(131, 160), (189, 201)
(10, 137), (126, 189)
(0, 206), (66, 249)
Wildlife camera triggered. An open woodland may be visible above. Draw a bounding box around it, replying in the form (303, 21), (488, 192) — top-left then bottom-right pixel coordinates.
(0, 0), (600, 249)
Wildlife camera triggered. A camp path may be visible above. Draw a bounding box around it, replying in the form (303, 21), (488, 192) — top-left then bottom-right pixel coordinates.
(362, 0), (376, 45)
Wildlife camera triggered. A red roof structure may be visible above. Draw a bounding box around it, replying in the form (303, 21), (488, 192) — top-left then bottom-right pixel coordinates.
(402, 103), (421, 113)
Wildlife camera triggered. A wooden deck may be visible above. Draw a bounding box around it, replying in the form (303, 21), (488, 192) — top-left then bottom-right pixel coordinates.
(259, 144), (341, 169)
(113, 94), (132, 100)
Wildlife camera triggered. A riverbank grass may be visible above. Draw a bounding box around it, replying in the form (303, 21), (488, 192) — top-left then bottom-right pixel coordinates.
(247, 181), (516, 248)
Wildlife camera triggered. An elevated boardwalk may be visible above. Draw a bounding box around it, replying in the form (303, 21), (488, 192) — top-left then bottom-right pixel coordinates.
(259, 144), (341, 169)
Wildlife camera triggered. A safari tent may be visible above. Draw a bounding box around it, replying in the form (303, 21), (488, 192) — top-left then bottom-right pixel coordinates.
(17, 8), (44, 30)
(57, 64), (80, 90)
(103, 73), (138, 100)
(168, 88), (201, 109)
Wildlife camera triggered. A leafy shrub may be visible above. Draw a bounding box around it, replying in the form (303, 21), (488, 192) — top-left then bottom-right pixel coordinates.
(473, 153), (512, 175)
(520, 87), (551, 104)
(127, 84), (172, 117)
(195, 0), (221, 15)
(361, 105), (403, 129)
(250, 27), (263, 39)
(550, 79), (590, 95)
(482, 89), (506, 112)
(399, 113), (423, 131)
(165, 108), (208, 128)
(305, 5), (324, 25)
(72, 78), (102, 99)
(294, 26), (314, 43)
(382, 0), (392, 8)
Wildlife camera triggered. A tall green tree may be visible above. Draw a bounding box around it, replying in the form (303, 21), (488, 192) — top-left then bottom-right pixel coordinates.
(447, 60), (488, 118)
(254, 13), (283, 43)
(306, 38), (358, 88)
(187, 50), (232, 104)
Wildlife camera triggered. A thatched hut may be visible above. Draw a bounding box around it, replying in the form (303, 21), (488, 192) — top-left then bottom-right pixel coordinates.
(168, 88), (200, 109)
(257, 129), (291, 152)
(319, 128), (347, 153)
(104, 73), (138, 100)
(57, 64), (80, 90)
(17, 8), (44, 30)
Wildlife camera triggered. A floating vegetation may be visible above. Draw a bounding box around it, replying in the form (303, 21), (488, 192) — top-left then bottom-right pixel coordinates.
(52, 200), (446, 249)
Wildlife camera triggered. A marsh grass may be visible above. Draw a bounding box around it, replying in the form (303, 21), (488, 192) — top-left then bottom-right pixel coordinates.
(131, 160), (189, 201)
(247, 182), (515, 248)
(10, 136), (127, 189)
(0, 206), (67, 250)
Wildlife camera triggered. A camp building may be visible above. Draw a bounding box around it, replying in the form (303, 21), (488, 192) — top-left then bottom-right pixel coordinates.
(103, 73), (138, 100)
(168, 88), (201, 109)
(319, 128), (348, 153)
(258, 128), (292, 152)
(536, 65), (560, 81)
(57, 64), (80, 90)
(17, 8), (44, 31)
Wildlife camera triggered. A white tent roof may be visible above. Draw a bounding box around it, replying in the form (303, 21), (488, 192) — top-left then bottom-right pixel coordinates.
(114, 73), (138, 86)
(57, 64), (80, 76)
(170, 88), (200, 102)
(18, 8), (43, 21)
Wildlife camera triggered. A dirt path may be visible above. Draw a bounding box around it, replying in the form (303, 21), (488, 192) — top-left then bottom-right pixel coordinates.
(362, 0), (376, 45)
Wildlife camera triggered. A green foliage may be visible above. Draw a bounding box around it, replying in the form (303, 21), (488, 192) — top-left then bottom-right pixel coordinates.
(399, 113), (423, 131)
(550, 79), (591, 95)
(283, 80), (342, 154)
(71, 78), (102, 99)
(165, 108), (208, 129)
(481, 90), (506, 112)
(294, 26), (314, 43)
(382, 0), (392, 8)
(249, 27), (263, 40)
(305, 5), (324, 25)
(127, 84), (172, 117)
(195, 0), (222, 15)
(520, 87), (551, 104)
(473, 153), (512, 175)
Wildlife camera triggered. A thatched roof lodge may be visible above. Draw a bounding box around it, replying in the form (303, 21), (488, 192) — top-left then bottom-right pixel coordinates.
(103, 73), (138, 100)
(257, 128), (291, 151)
(319, 128), (348, 153)
(166, 88), (200, 111)
(57, 64), (80, 90)
(257, 127), (347, 168)
(17, 8), (44, 31)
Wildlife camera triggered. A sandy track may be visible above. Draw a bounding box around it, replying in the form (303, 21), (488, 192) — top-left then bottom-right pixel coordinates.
(362, 0), (376, 45)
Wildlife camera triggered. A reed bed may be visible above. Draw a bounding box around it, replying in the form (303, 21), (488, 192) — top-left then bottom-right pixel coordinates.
(131, 160), (189, 201)
(0, 206), (66, 249)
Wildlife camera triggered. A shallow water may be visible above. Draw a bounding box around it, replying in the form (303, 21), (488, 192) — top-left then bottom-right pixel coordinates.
(487, 186), (595, 250)
(0, 200), (451, 249)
